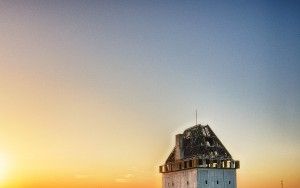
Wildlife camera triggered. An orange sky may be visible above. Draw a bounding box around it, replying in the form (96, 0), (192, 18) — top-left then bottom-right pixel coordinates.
(0, 70), (299, 187)
(0, 69), (299, 188)
(0, 1), (299, 188)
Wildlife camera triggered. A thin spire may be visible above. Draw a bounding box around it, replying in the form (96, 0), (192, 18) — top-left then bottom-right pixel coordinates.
(196, 109), (198, 125)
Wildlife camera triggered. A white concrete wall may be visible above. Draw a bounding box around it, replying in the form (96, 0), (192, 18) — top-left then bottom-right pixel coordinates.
(197, 169), (236, 188)
(223, 169), (236, 188)
(162, 169), (197, 188)
(162, 169), (236, 188)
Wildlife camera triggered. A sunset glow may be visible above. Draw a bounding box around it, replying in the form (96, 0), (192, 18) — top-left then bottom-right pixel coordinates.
(0, 1), (299, 188)
(0, 154), (8, 183)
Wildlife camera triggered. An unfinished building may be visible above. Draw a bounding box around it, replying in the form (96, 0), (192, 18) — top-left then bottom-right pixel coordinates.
(159, 124), (239, 188)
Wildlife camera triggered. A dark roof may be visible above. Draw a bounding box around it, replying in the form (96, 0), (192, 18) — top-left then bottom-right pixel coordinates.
(165, 124), (232, 164)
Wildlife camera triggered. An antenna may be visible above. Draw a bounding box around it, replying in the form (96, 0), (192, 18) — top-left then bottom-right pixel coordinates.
(196, 110), (198, 125)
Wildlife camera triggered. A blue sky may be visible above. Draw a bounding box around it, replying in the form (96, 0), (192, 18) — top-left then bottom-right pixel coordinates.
(0, 1), (299, 187)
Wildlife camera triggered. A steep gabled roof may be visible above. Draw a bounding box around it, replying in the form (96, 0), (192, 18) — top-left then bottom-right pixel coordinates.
(165, 124), (232, 164)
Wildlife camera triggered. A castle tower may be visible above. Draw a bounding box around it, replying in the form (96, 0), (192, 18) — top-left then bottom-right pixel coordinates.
(159, 124), (239, 188)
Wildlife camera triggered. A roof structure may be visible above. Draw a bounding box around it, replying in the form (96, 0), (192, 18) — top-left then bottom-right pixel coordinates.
(166, 124), (232, 163)
(159, 124), (239, 173)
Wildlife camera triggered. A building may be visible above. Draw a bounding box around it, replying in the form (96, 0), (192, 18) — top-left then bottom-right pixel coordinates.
(159, 124), (239, 188)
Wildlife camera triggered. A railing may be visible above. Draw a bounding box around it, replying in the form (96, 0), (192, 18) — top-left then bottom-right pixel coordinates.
(159, 159), (240, 173)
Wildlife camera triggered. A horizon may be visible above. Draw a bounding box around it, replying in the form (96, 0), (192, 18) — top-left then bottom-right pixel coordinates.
(0, 1), (299, 188)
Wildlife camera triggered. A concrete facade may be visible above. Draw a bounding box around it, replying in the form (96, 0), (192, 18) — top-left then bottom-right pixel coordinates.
(162, 169), (236, 188)
(162, 169), (197, 188)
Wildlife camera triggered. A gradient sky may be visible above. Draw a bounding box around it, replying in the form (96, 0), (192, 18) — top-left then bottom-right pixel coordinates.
(0, 1), (299, 188)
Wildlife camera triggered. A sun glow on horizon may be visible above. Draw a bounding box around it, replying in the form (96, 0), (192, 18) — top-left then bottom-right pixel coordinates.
(0, 1), (299, 188)
(0, 154), (8, 182)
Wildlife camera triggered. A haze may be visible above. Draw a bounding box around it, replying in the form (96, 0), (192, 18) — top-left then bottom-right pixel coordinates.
(0, 1), (299, 188)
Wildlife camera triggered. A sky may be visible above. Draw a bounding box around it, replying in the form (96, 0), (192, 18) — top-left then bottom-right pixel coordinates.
(0, 1), (299, 188)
